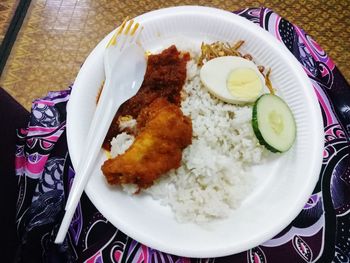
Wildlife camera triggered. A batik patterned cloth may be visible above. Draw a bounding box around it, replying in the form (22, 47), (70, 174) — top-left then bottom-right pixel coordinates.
(14, 7), (350, 263)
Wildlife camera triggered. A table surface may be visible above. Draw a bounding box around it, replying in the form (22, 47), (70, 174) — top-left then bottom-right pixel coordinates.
(0, 0), (349, 110)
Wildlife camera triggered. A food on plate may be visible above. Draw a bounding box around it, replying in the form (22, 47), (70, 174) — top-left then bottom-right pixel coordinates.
(198, 40), (276, 96)
(198, 40), (245, 66)
(198, 41), (295, 153)
(102, 98), (192, 189)
(200, 56), (264, 104)
(264, 68), (275, 95)
(252, 94), (296, 153)
(103, 45), (190, 150)
(101, 40), (296, 223)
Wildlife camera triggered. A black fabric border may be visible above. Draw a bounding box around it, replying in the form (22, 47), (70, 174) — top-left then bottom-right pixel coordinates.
(0, 0), (32, 77)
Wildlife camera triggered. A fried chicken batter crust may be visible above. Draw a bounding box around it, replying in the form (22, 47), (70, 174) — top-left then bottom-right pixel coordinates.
(101, 98), (192, 189)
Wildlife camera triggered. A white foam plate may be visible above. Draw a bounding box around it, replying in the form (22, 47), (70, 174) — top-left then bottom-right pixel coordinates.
(67, 6), (324, 258)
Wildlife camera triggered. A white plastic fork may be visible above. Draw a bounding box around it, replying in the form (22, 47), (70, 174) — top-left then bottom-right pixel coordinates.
(54, 20), (146, 244)
(64, 19), (143, 211)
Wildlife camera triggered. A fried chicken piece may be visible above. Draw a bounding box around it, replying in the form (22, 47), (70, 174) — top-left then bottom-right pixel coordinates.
(101, 98), (192, 189)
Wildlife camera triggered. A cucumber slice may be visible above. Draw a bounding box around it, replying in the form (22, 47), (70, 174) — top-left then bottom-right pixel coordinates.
(252, 94), (296, 153)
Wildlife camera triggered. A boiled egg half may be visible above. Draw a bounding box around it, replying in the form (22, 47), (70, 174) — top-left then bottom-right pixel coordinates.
(200, 56), (265, 104)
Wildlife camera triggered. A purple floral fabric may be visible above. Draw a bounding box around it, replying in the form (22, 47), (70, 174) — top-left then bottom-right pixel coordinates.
(14, 8), (350, 263)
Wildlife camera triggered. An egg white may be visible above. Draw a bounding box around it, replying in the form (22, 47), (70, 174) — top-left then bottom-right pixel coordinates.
(200, 56), (265, 104)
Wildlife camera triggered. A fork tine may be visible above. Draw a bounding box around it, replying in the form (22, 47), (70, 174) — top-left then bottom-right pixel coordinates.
(106, 17), (129, 48)
(124, 19), (134, 35)
(130, 25), (143, 45)
(118, 22), (141, 51)
(123, 23), (141, 47)
(130, 23), (139, 35)
(117, 16), (129, 34)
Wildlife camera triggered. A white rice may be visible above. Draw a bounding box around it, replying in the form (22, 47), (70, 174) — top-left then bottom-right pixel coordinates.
(110, 50), (266, 223)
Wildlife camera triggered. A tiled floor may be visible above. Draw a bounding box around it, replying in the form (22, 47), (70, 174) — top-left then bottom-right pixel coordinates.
(0, 0), (20, 43)
(1, 0), (349, 110)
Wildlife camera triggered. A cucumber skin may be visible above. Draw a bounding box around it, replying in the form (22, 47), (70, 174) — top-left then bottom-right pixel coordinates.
(252, 95), (281, 153)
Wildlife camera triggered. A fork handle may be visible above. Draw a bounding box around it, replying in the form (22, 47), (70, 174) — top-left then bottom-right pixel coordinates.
(66, 99), (114, 210)
(64, 77), (115, 210)
(55, 87), (116, 244)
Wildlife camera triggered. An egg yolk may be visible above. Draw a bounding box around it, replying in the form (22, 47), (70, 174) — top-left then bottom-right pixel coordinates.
(227, 68), (262, 99)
